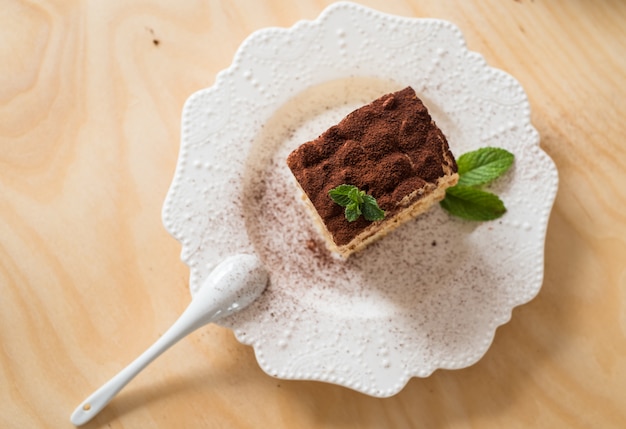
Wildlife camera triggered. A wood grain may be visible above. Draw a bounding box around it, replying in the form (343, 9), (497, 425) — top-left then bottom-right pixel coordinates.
(1, 0), (625, 427)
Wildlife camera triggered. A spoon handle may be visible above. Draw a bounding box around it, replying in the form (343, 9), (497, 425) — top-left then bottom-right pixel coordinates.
(70, 312), (200, 426)
(70, 254), (267, 426)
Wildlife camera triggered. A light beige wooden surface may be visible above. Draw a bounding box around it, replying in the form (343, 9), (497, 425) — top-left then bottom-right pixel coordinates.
(1, 0), (626, 427)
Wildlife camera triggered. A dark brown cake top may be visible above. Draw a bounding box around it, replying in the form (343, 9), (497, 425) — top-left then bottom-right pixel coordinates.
(286, 86), (457, 246)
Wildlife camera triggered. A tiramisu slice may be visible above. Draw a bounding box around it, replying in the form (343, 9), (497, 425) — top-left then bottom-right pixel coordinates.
(286, 86), (458, 258)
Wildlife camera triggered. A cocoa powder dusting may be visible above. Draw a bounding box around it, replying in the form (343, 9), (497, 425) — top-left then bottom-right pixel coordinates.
(286, 86), (457, 246)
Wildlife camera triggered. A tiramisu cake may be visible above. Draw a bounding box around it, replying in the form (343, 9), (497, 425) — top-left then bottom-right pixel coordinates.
(286, 86), (458, 258)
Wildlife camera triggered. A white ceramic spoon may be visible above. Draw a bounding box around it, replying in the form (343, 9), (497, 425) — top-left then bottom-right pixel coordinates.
(70, 254), (268, 426)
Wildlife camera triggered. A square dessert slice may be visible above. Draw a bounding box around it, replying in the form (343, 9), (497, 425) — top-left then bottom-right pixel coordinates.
(286, 86), (458, 258)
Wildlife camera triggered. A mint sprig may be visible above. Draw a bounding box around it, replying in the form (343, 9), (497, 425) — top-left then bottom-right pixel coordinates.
(441, 147), (514, 221)
(329, 184), (385, 222)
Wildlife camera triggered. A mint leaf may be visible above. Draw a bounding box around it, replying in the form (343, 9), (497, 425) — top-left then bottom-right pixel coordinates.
(349, 187), (364, 205)
(456, 147), (514, 187)
(329, 184), (357, 206)
(329, 184), (385, 222)
(440, 186), (506, 220)
(362, 195), (385, 221)
(345, 203), (361, 222)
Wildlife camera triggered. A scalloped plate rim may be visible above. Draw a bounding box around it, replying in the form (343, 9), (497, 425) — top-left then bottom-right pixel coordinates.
(162, 1), (558, 397)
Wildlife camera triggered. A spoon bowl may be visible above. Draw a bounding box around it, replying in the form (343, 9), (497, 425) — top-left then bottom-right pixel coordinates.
(70, 253), (268, 426)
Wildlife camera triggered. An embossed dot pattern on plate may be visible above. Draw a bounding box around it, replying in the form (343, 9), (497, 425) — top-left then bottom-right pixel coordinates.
(162, 2), (558, 397)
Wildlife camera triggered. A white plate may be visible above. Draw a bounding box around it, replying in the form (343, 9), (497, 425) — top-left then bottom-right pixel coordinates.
(162, 2), (558, 397)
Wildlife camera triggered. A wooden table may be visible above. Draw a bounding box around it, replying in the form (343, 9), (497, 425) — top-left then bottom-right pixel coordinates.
(2, 1), (625, 427)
